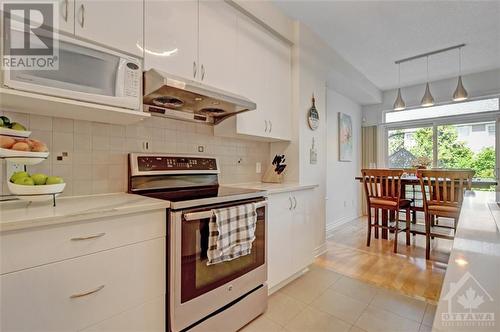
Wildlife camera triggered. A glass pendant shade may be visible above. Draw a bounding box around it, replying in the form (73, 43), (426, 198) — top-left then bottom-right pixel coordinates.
(421, 82), (434, 107)
(393, 88), (406, 111)
(453, 75), (468, 101)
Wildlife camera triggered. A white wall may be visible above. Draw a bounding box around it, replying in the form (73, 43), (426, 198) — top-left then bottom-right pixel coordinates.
(363, 68), (500, 126)
(326, 89), (362, 235)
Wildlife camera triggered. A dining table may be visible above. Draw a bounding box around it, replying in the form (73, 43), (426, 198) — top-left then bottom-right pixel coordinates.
(355, 175), (498, 239)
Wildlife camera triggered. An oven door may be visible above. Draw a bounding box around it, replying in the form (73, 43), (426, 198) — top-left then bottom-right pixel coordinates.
(169, 199), (267, 332)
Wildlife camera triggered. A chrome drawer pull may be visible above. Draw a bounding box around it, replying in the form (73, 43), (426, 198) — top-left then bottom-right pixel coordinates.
(70, 232), (106, 241)
(70, 285), (105, 299)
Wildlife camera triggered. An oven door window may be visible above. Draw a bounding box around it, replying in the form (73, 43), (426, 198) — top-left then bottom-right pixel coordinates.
(181, 207), (265, 303)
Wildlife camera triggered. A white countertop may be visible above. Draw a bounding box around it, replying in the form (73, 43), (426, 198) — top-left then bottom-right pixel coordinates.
(433, 191), (500, 331)
(0, 193), (169, 233)
(227, 182), (318, 195)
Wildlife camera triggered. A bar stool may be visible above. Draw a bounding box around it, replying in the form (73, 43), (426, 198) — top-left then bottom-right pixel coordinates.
(362, 169), (412, 253)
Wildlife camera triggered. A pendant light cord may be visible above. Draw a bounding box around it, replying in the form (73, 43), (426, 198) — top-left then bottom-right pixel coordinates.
(426, 56), (429, 81)
(458, 47), (462, 75)
(398, 63), (401, 85)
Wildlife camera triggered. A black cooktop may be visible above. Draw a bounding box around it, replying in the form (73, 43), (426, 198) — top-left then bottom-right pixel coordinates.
(140, 186), (263, 202)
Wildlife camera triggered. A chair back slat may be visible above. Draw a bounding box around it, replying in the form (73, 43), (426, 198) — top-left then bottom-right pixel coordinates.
(417, 169), (475, 207)
(361, 169), (404, 203)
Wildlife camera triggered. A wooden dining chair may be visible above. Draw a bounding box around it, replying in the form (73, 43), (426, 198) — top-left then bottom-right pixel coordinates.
(361, 169), (412, 253)
(417, 169), (474, 260)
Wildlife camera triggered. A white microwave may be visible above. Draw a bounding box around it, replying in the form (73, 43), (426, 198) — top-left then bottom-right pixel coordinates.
(2, 32), (141, 110)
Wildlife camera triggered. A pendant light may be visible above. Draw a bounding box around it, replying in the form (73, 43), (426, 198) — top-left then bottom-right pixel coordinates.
(421, 56), (435, 107)
(453, 47), (468, 101)
(393, 63), (406, 111)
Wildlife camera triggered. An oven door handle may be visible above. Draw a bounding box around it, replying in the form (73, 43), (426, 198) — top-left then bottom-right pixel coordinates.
(183, 201), (267, 221)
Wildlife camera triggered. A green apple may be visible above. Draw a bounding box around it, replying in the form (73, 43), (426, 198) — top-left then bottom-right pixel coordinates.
(14, 177), (34, 186)
(31, 173), (48, 185)
(10, 122), (27, 131)
(10, 171), (29, 183)
(46, 176), (64, 185)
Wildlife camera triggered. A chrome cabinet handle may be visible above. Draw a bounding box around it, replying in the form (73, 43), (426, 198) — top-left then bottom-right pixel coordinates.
(193, 61), (197, 78)
(63, 0), (68, 22)
(288, 197), (293, 210)
(70, 232), (106, 241)
(201, 64), (205, 80)
(79, 4), (85, 28)
(269, 121), (273, 133)
(293, 196), (297, 209)
(264, 120), (268, 133)
(70, 285), (105, 299)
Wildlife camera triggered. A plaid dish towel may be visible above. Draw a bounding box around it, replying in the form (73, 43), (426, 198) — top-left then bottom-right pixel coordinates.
(207, 203), (257, 265)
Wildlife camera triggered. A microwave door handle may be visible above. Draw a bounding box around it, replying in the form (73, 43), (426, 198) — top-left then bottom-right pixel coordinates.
(115, 58), (126, 97)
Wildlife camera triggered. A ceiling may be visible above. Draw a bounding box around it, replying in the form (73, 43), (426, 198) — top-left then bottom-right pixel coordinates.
(273, 0), (500, 91)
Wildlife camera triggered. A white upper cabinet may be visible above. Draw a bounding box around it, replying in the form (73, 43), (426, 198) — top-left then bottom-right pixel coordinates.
(215, 13), (292, 141)
(57, 0), (75, 34)
(198, 0), (237, 91)
(232, 14), (268, 139)
(74, 0), (143, 57)
(144, 0), (199, 79)
(264, 36), (292, 141)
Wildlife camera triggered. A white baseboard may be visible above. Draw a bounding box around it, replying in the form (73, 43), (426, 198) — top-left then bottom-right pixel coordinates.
(313, 243), (327, 257)
(325, 214), (362, 239)
(268, 267), (310, 295)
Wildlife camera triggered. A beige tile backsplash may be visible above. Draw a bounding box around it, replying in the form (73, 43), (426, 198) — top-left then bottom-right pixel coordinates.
(1, 111), (270, 197)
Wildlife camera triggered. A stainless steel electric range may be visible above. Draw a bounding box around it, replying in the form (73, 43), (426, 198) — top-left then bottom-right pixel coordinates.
(128, 153), (268, 332)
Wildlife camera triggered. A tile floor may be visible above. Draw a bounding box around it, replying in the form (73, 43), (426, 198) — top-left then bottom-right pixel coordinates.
(240, 265), (436, 332)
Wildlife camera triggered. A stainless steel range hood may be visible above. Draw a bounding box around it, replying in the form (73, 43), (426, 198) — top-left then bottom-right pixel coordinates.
(143, 69), (256, 125)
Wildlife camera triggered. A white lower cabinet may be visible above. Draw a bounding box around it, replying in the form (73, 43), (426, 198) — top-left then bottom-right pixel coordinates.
(0, 211), (166, 332)
(267, 189), (314, 290)
(82, 296), (165, 332)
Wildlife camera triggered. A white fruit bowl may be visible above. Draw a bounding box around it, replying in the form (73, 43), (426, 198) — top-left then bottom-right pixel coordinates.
(8, 181), (66, 201)
(0, 127), (31, 138)
(0, 148), (49, 165)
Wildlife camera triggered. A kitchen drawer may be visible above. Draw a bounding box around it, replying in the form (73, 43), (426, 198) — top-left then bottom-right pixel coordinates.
(1, 210), (166, 274)
(81, 296), (165, 332)
(1, 238), (165, 332)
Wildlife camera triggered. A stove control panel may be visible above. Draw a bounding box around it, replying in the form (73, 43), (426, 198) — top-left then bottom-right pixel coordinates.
(136, 155), (217, 172)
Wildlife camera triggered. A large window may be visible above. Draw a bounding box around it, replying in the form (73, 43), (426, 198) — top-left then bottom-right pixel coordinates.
(385, 98), (499, 183)
(437, 122), (495, 178)
(387, 122), (496, 180)
(388, 126), (433, 168)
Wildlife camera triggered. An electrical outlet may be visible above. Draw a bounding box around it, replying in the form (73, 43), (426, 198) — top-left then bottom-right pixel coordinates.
(142, 141), (150, 152)
(198, 145), (204, 153)
(256, 162), (262, 174)
(6, 163), (25, 180)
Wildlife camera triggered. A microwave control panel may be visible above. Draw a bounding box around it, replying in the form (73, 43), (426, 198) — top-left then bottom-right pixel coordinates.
(124, 61), (141, 98)
(137, 156), (217, 172)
